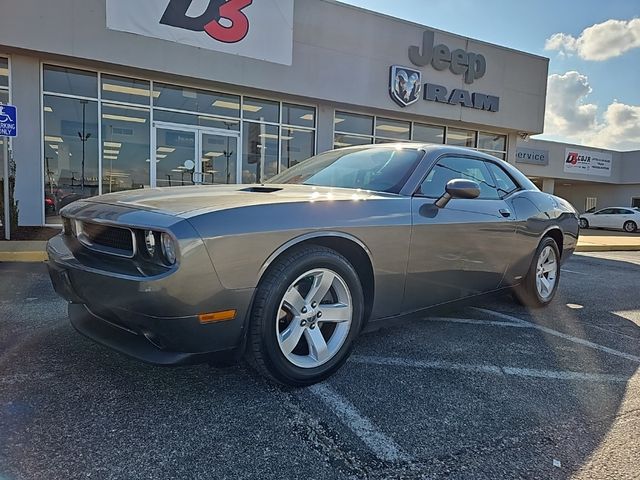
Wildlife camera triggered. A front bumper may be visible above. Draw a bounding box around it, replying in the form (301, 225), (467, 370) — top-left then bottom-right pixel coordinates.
(47, 233), (254, 365)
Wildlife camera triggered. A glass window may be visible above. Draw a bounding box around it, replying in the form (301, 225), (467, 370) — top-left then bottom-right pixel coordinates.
(154, 83), (241, 118)
(153, 109), (240, 131)
(155, 128), (196, 188)
(0, 57), (8, 88)
(413, 123), (445, 144)
(243, 97), (279, 123)
(483, 151), (506, 160)
(485, 161), (519, 198)
(478, 132), (506, 152)
(282, 103), (315, 128)
(0, 90), (8, 105)
(43, 95), (99, 224)
(420, 156), (499, 199)
(201, 133), (238, 185)
(101, 103), (150, 193)
(268, 147), (422, 194)
(334, 134), (373, 148)
(375, 117), (411, 140)
(242, 122), (279, 183)
(281, 127), (314, 170)
(446, 128), (476, 148)
(335, 112), (373, 136)
(595, 209), (614, 215)
(43, 65), (98, 98)
(101, 74), (152, 106)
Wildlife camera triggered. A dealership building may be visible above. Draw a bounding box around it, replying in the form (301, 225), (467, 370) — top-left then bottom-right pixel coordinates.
(0, 0), (638, 231)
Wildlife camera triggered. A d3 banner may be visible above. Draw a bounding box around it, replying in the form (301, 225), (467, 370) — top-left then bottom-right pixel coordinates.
(564, 147), (612, 177)
(106, 0), (294, 65)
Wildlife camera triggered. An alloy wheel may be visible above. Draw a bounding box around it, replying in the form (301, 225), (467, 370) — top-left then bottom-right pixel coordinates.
(535, 245), (558, 300)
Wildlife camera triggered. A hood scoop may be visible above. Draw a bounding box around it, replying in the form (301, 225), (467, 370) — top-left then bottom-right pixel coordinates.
(241, 186), (283, 193)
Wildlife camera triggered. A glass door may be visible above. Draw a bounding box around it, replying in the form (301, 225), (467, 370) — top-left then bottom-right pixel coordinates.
(153, 123), (240, 187)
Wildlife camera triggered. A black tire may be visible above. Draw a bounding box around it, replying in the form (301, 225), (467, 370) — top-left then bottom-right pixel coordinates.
(247, 245), (364, 386)
(513, 237), (561, 308)
(579, 218), (589, 229)
(623, 221), (637, 233)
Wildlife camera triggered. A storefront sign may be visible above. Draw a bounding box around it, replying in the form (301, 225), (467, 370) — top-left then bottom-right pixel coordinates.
(516, 147), (548, 166)
(564, 148), (612, 177)
(106, 0), (294, 66)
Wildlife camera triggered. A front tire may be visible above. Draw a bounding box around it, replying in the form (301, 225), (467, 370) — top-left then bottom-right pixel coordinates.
(623, 221), (637, 233)
(513, 237), (561, 308)
(247, 245), (364, 386)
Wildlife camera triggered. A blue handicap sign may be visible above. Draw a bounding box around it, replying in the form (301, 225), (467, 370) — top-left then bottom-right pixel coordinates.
(0, 104), (17, 137)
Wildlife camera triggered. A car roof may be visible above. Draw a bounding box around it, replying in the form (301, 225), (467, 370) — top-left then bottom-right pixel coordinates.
(336, 142), (506, 162)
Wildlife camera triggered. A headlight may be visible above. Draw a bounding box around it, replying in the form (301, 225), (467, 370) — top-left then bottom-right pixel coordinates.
(144, 230), (156, 257)
(160, 232), (177, 265)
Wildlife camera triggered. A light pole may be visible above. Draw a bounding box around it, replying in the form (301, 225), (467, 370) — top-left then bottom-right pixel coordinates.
(77, 99), (92, 193)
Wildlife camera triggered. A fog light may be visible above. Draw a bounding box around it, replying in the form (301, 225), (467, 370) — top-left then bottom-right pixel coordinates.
(160, 232), (177, 265)
(144, 230), (156, 257)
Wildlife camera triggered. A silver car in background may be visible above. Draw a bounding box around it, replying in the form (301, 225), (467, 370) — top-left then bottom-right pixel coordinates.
(579, 207), (640, 233)
(47, 144), (579, 386)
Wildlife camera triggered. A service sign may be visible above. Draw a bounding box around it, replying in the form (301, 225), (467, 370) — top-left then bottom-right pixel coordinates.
(106, 0), (294, 66)
(516, 147), (548, 166)
(564, 147), (612, 177)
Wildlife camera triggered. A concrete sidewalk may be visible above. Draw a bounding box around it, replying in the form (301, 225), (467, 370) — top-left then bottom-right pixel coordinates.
(1, 231), (639, 262)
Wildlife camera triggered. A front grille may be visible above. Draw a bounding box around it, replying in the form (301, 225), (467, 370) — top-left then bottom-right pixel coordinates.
(79, 222), (134, 256)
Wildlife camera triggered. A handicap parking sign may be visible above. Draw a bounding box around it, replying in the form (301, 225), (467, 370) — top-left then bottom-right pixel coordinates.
(0, 104), (17, 137)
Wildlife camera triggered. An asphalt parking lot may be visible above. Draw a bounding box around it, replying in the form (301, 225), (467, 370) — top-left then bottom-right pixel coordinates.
(1, 252), (639, 480)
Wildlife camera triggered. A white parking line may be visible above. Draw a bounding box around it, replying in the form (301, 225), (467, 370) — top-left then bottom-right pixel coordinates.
(475, 308), (640, 364)
(308, 383), (413, 463)
(426, 317), (531, 328)
(350, 355), (630, 383)
(561, 268), (588, 276)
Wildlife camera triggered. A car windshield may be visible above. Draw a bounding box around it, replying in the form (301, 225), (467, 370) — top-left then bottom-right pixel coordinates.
(266, 147), (423, 193)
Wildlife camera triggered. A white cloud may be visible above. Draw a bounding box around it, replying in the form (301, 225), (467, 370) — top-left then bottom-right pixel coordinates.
(539, 71), (640, 150)
(544, 18), (640, 61)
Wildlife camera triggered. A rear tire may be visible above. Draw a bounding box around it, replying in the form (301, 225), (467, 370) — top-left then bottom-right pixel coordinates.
(579, 218), (589, 229)
(513, 237), (561, 308)
(247, 245), (364, 386)
(623, 221), (637, 233)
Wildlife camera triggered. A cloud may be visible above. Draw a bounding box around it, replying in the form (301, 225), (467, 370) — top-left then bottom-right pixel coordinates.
(540, 71), (640, 150)
(544, 18), (640, 61)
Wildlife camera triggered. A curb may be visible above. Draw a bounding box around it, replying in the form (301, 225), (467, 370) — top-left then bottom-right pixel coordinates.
(575, 245), (640, 253)
(0, 252), (48, 262)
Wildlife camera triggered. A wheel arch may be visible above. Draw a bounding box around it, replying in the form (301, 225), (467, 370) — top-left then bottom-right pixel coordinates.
(257, 232), (376, 323)
(542, 227), (564, 259)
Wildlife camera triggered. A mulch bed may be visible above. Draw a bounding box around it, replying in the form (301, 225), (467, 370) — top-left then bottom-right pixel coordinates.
(1, 226), (60, 241)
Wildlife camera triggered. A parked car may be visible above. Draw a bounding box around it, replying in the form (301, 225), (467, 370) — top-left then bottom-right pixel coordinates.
(579, 207), (640, 233)
(46, 144), (579, 386)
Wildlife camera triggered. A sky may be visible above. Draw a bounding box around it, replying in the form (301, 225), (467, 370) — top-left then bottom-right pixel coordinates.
(338, 0), (640, 151)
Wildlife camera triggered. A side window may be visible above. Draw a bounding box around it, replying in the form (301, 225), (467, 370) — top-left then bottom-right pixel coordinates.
(420, 156), (500, 199)
(485, 162), (519, 198)
(595, 209), (613, 215)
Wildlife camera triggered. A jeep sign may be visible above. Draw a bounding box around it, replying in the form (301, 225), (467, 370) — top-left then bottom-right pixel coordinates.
(409, 30), (487, 84)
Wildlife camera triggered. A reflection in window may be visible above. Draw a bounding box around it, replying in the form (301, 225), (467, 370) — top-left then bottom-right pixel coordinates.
(243, 97), (279, 123)
(334, 111), (374, 136)
(155, 128), (196, 188)
(101, 103), (150, 193)
(43, 65), (98, 98)
(153, 109), (240, 131)
(446, 128), (476, 148)
(154, 83), (241, 118)
(43, 96), (99, 224)
(375, 117), (411, 140)
(0, 57), (8, 88)
(413, 123), (445, 144)
(281, 127), (314, 170)
(478, 132), (506, 152)
(334, 134), (372, 148)
(101, 74), (152, 105)
(282, 103), (315, 128)
(201, 133), (238, 185)
(243, 123), (278, 183)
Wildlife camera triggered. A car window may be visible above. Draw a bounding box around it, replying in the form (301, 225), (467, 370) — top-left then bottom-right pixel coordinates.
(485, 161), (519, 198)
(595, 209), (614, 215)
(619, 209), (634, 215)
(420, 156), (500, 199)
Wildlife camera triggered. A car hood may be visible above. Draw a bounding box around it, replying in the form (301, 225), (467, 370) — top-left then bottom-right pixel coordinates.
(84, 184), (393, 216)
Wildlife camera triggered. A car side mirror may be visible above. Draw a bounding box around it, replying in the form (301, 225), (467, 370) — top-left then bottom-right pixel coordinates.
(434, 179), (481, 208)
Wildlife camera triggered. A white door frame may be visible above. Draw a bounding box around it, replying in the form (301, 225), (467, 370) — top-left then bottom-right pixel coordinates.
(152, 121), (241, 187)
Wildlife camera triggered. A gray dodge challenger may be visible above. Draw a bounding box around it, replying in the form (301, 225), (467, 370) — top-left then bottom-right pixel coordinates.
(47, 144), (579, 385)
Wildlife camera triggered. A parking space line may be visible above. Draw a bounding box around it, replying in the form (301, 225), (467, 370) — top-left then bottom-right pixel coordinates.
(308, 383), (413, 463)
(475, 308), (640, 364)
(426, 317), (531, 328)
(350, 355), (630, 383)
(561, 268), (588, 275)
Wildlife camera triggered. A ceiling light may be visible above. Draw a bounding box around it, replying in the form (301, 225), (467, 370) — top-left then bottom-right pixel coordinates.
(0, 68), (8, 77)
(157, 147), (176, 153)
(334, 118), (345, 124)
(103, 149), (120, 155)
(212, 100), (241, 111)
(45, 136), (64, 143)
(104, 142), (122, 148)
(334, 141), (350, 147)
(44, 106), (53, 113)
(300, 114), (314, 121)
(259, 134), (280, 140)
(204, 151), (224, 157)
(104, 155), (118, 160)
(49, 144), (59, 150)
(102, 83), (160, 98)
(102, 113), (147, 123)
(376, 124), (410, 133)
(171, 169), (183, 172)
(156, 154), (167, 159)
(242, 104), (263, 113)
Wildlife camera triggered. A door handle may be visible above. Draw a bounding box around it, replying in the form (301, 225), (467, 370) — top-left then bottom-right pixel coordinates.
(499, 208), (511, 218)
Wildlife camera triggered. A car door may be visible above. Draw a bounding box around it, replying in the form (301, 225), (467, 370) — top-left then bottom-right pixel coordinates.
(405, 155), (517, 312)
(590, 208), (614, 228)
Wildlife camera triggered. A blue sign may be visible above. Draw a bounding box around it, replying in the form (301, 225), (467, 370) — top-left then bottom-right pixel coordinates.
(0, 104), (17, 137)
